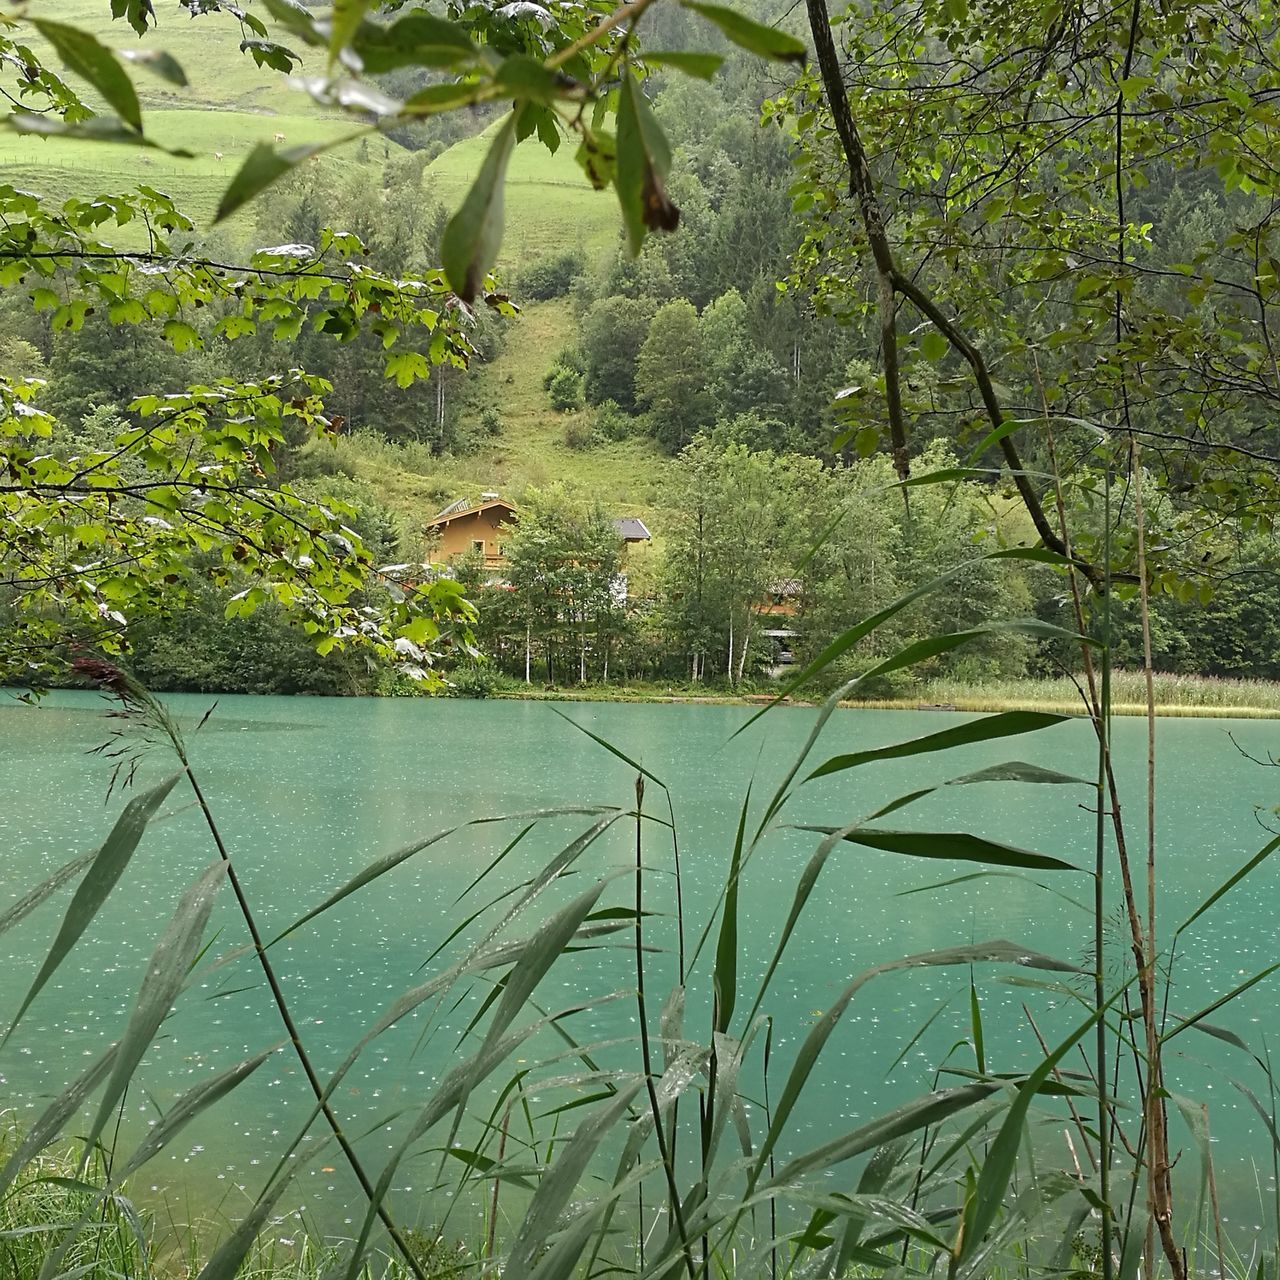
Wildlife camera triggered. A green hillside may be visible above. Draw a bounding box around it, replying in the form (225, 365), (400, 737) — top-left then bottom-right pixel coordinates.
(1, 4), (666, 523)
(423, 118), (620, 272)
(333, 299), (675, 550)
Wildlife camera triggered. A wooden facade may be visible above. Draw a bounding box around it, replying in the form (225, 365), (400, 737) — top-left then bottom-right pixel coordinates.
(425, 498), (517, 568)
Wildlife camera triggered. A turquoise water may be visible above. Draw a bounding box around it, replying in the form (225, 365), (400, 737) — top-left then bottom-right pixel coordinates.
(2, 692), (1279, 1245)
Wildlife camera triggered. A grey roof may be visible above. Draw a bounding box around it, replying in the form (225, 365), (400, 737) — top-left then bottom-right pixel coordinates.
(614, 517), (651, 542)
(434, 497), (472, 518)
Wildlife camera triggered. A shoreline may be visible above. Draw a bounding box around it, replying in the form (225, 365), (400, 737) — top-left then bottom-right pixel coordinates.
(489, 686), (1280, 718)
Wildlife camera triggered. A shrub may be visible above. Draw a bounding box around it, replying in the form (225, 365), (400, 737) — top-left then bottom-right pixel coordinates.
(447, 663), (497, 697)
(478, 404), (503, 436)
(518, 249), (585, 300)
(547, 365), (584, 412)
(564, 416), (598, 450)
(593, 398), (632, 441)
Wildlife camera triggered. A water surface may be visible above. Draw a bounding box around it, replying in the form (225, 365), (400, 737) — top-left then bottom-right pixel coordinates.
(2, 692), (1278, 1244)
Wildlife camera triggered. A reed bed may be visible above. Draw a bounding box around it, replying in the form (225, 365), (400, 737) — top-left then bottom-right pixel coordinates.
(860, 670), (1280, 717)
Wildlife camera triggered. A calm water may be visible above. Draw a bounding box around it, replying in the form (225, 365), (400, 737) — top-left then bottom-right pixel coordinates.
(2, 692), (1279, 1244)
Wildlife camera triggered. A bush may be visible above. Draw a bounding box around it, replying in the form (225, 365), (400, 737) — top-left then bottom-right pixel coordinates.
(547, 365), (584, 412)
(518, 249), (585, 300)
(478, 404), (503, 436)
(447, 663), (498, 697)
(593, 399), (632, 441)
(564, 417), (598, 450)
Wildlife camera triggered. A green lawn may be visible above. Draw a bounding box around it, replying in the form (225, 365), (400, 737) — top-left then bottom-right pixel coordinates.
(424, 118), (621, 273)
(26, 1), (316, 115)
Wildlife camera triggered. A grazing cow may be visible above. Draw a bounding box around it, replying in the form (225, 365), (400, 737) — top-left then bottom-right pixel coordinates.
(213, 151), (223, 162)
(273, 132), (286, 143)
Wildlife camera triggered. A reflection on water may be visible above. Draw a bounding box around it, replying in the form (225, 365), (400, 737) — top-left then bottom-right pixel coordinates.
(2, 690), (1278, 1245)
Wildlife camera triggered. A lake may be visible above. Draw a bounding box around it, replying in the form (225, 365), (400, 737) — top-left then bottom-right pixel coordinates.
(2, 691), (1278, 1250)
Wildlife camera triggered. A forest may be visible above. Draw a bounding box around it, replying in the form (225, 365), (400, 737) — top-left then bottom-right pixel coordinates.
(6, 12), (1280, 698)
(7, 3), (1280, 1280)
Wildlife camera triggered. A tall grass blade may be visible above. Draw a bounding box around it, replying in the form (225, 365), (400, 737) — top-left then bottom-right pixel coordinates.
(762, 1082), (1001, 1189)
(115, 1039), (285, 1181)
(956, 991), (1117, 1265)
(806, 712), (1070, 781)
(550, 708), (666, 786)
(4, 771), (181, 1044)
(797, 826), (1080, 872)
(85, 857), (227, 1156)
(274, 807), (619, 944)
(0, 1042), (119, 1197)
(945, 761), (1091, 787)
(896, 872), (1088, 914)
(713, 785), (752, 1035)
(734, 549), (1080, 729)
(0, 851), (95, 939)
(1177, 834), (1280, 937)
(1162, 961), (1280, 1044)
(504, 1079), (648, 1280)
(194, 1162), (305, 1280)
(756, 942), (1079, 1178)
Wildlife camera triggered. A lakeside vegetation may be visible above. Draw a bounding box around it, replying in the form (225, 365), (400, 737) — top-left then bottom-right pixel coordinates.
(8, 1), (1280, 1280)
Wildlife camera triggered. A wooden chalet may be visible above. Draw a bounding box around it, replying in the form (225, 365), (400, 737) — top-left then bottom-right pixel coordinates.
(424, 493), (516, 569)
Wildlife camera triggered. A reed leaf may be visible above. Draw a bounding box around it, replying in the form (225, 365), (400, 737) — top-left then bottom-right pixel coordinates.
(806, 712), (1070, 781)
(0, 850), (95, 939)
(1162, 961), (1280, 1045)
(735, 548), (1081, 730)
(4, 771), (181, 1045)
(115, 1039), (286, 1182)
(505, 1079), (648, 1280)
(0, 1042), (119, 1198)
(797, 825), (1080, 872)
(1177, 833), (1280, 938)
(85, 857), (227, 1156)
(956, 993), (1115, 1266)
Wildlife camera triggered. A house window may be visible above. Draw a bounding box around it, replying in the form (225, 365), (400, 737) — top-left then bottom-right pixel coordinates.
(473, 539), (485, 554)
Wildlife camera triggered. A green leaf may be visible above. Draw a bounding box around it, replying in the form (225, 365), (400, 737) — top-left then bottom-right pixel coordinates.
(353, 11), (477, 72)
(34, 20), (143, 132)
(495, 54), (560, 101)
(3, 772), (181, 1046)
(214, 140), (327, 224)
(920, 329), (949, 360)
(681, 2), (807, 62)
(958, 993), (1118, 1264)
(616, 69), (678, 254)
(116, 1040), (285, 1181)
(734, 549), (1083, 733)
(162, 319), (201, 352)
(86, 858), (228, 1154)
(385, 350), (431, 387)
(797, 825), (1080, 872)
(258, 0), (325, 45)
(1177, 832), (1280, 937)
(946, 761), (1091, 787)
(119, 47), (189, 87)
(329, 0), (375, 65)
(110, 0), (155, 36)
(807, 711), (1069, 781)
(0, 850), (95, 940)
(441, 113), (517, 302)
(644, 50), (725, 80)
(854, 425), (879, 457)
(0, 1042), (119, 1198)
(3, 112), (192, 154)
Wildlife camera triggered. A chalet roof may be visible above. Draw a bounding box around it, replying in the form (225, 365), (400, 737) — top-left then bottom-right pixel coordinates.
(613, 517), (651, 542)
(426, 496), (517, 529)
